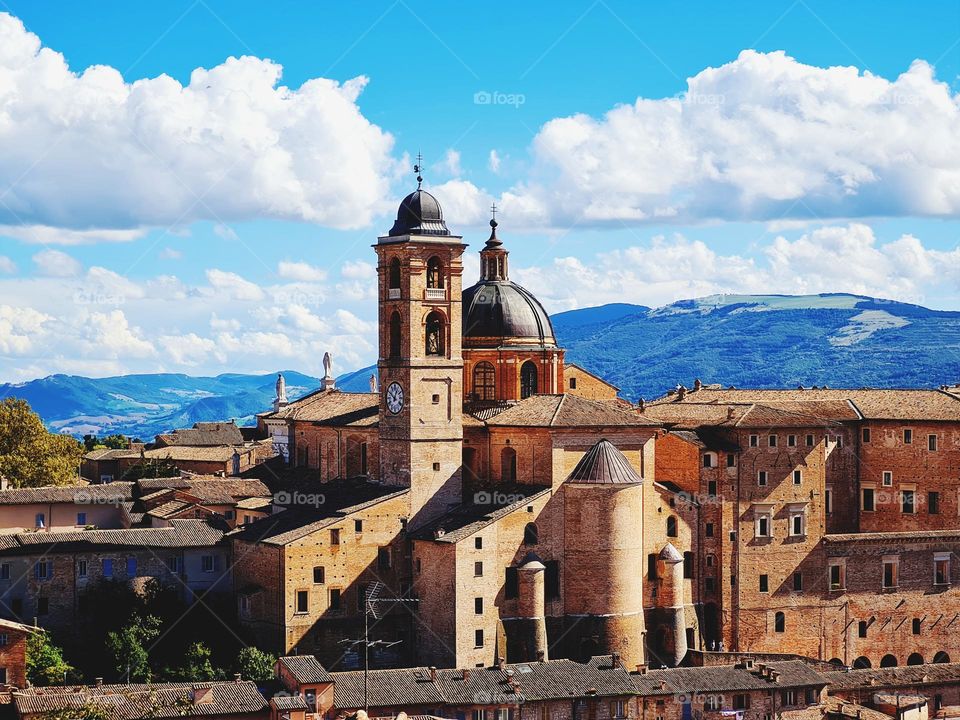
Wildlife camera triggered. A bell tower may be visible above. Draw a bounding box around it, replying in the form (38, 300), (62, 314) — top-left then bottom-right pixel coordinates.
(375, 165), (465, 528)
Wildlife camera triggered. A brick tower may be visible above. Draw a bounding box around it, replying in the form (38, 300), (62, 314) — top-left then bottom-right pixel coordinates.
(375, 172), (466, 528)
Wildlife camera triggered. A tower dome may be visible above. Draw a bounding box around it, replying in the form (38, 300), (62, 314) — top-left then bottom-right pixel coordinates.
(461, 217), (556, 348)
(388, 189), (450, 237)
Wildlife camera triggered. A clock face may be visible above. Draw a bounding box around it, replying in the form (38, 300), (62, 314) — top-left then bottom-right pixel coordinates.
(386, 382), (404, 414)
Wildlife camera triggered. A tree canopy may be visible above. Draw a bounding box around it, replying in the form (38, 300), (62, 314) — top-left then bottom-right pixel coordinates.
(0, 398), (83, 487)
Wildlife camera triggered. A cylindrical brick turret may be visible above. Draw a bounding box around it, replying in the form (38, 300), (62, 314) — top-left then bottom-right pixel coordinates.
(654, 542), (688, 667)
(516, 552), (549, 662)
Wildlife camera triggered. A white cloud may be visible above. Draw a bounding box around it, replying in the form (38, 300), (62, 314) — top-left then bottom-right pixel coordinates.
(33, 249), (81, 277)
(335, 308), (376, 334)
(0, 12), (395, 234)
(516, 224), (960, 311)
(213, 224), (239, 241)
(438, 149), (462, 177)
(341, 260), (376, 280)
(277, 260), (328, 282)
(82, 310), (155, 358)
(0, 304), (49, 354)
(159, 247), (182, 260)
(0, 225), (145, 245)
(205, 269), (264, 301)
(159, 333), (224, 366)
(488, 150), (501, 173)
(0, 256), (15, 274)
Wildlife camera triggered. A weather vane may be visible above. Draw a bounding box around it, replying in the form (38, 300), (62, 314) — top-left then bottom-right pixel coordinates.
(414, 151), (424, 189)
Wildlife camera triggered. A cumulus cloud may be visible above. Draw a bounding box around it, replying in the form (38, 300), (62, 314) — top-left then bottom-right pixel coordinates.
(159, 247), (182, 260)
(0, 257), (15, 274)
(437, 149), (462, 177)
(0, 305), (49, 354)
(159, 333), (224, 366)
(33, 249), (81, 277)
(0, 225), (146, 245)
(205, 269), (264, 301)
(450, 51), (960, 228)
(0, 12), (395, 234)
(277, 260), (328, 282)
(341, 260), (376, 280)
(516, 224), (960, 311)
(82, 310), (154, 358)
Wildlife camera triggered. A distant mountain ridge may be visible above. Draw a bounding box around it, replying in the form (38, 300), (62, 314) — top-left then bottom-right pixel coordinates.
(4, 294), (958, 438)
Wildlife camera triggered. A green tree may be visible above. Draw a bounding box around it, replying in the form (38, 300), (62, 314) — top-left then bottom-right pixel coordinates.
(105, 615), (160, 682)
(0, 399), (83, 487)
(121, 456), (180, 480)
(82, 434), (130, 452)
(164, 641), (217, 681)
(27, 631), (72, 685)
(233, 647), (276, 681)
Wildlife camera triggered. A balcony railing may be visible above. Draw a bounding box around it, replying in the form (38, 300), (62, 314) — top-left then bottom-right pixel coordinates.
(424, 287), (446, 301)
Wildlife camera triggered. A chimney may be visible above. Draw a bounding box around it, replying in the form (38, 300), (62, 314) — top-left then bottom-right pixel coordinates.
(462, 669), (470, 681)
(727, 407), (735, 420)
(429, 666), (437, 682)
(611, 653), (621, 669)
(497, 657), (505, 671)
(638, 398), (646, 413)
(536, 650), (546, 663)
(658, 681), (667, 691)
(95, 678), (103, 687)
(677, 385), (687, 401)
(234, 673), (242, 683)
(693, 379), (702, 391)
(0, 476), (7, 491)
(636, 664), (648, 675)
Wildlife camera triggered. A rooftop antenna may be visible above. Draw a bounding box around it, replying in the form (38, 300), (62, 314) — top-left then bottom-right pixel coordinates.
(414, 151), (424, 189)
(338, 581), (419, 712)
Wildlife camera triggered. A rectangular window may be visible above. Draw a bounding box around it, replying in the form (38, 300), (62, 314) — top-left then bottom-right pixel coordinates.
(475, 629), (484, 648)
(0, 564), (9, 580)
(77, 560), (87, 578)
(703, 454), (713, 468)
(759, 574), (769, 592)
(726, 453), (736, 468)
(882, 470), (893, 486)
(545, 560), (560, 598)
(806, 434), (814, 447)
(37, 597), (48, 616)
(475, 537), (483, 550)
(34, 513), (44, 528)
(330, 529), (340, 545)
(757, 515), (770, 538)
(836, 435), (843, 448)
(126, 557), (137, 577)
(929, 491), (940, 515)
(705, 522), (714, 537)
(782, 690), (797, 706)
(904, 428), (913, 444)
(787, 434), (796, 447)
(862, 428), (871, 443)
(611, 700), (626, 720)
(758, 470), (767, 486)
(793, 572), (803, 591)
(648, 553), (658, 580)
(705, 696), (721, 711)
(707, 480), (717, 496)
(733, 695), (750, 710)
(749, 435), (759, 447)
(0, 634), (7, 647)
(475, 597), (483, 614)
(34, 561), (50, 580)
(296, 590), (309, 613)
(505, 567), (519, 598)
(883, 557), (899, 589)
(790, 512), (805, 537)
(474, 561), (483, 577)
(805, 689), (817, 705)
(201, 555), (216, 573)
(683, 552), (693, 579)
(77, 512), (87, 526)
(929, 434), (938, 451)
(705, 577), (715, 593)
(829, 562), (845, 591)
(103, 558), (113, 577)
(377, 547), (391, 570)
(166, 556), (180, 573)
(355, 519), (363, 532)
(569, 377), (577, 389)
(793, 469), (802, 484)
(769, 435), (777, 447)
(825, 486), (833, 515)
(313, 566), (325, 584)
(935, 554), (950, 585)
(862, 487), (875, 512)
(328, 588), (341, 611)
(902, 489), (916, 514)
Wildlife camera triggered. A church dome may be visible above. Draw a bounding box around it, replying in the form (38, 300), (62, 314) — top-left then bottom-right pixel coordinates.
(462, 280), (556, 348)
(388, 189), (450, 237)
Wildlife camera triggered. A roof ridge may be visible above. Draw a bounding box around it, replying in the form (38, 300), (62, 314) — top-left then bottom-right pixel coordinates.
(549, 394), (566, 426)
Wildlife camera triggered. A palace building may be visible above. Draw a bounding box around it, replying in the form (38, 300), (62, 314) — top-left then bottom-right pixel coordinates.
(246, 177), (960, 675)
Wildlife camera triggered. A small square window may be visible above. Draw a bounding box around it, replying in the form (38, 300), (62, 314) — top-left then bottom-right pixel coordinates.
(475, 537), (483, 549)
(432, 394), (440, 404)
(928, 434), (938, 451)
(805, 434), (814, 447)
(433, 462), (441, 471)
(862, 428), (871, 443)
(474, 597), (483, 614)
(749, 435), (759, 447)
(882, 471), (893, 486)
(355, 519), (363, 532)
(313, 566), (325, 584)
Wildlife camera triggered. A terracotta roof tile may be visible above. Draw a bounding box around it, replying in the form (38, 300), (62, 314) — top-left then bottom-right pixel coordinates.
(486, 395), (659, 428)
(268, 390), (379, 426)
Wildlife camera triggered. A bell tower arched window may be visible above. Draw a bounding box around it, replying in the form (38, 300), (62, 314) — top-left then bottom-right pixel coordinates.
(426, 256), (444, 289)
(425, 311), (445, 356)
(389, 311), (402, 358)
(520, 361), (538, 399)
(388, 257), (401, 289)
(473, 362), (496, 402)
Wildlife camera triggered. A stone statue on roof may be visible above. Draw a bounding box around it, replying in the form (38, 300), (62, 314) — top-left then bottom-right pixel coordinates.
(323, 352), (333, 377)
(369, 374), (379, 393)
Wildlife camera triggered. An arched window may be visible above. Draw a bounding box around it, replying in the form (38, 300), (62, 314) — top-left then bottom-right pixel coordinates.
(389, 257), (401, 289)
(426, 256), (443, 289)
(934, 651), (951, 663)
(524, 523), (538, 545)
(425, 311), (445, 356)
(774, 611), (785, 633)
(501, 447), (517, 482)
(520, 361), (538, 399)
(907, 653), (924, 666)
(880, 654), (898, 668)
(473, 362), (496, 401)
(853, 656), (871, 669)
(828, 658), (844, 667)
(389, 312), (402, 358)
(666, 516), (678, 538)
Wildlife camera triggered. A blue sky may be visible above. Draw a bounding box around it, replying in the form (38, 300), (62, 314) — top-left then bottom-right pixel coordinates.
(0, 1), (958, 380)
